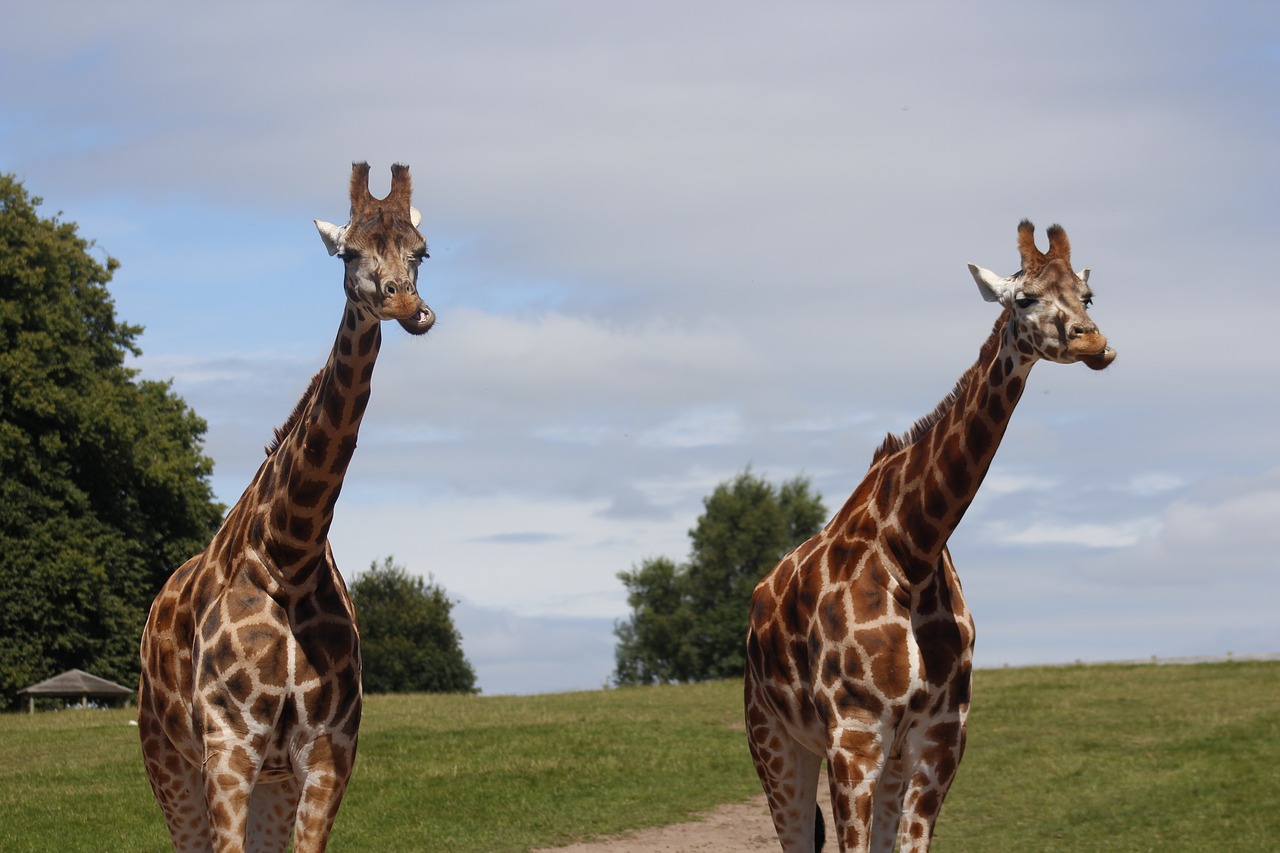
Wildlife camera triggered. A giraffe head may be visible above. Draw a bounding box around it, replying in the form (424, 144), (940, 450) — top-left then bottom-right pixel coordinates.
(968, 220), (1115, 370)
(314, 162), (435, 335)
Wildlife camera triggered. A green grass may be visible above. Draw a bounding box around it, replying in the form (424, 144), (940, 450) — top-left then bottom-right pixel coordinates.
(331, 684), (759, 850)
(0, 705), (167, 851)
(0, 662), (1276, 851)
(939, 661), (1280, 852)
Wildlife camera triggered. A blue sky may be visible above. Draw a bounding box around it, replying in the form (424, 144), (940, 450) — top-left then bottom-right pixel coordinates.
(4, 1), (1278, 695)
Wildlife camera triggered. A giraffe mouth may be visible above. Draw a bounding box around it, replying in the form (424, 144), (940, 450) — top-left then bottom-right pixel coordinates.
(1068, 331), (1114, 371)
(1079, 346), (1116, 371)
(397, 305), (435, 336)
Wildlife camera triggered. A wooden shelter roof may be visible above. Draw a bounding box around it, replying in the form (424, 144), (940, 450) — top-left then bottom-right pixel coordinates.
(18, 668), (133, 698)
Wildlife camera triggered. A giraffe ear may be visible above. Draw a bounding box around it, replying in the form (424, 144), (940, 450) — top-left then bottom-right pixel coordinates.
(1078, 267), (1091, 284)
(315, 220), (347, 256)
(969, 263), (1012, 305)
(410, 206), (422, 229)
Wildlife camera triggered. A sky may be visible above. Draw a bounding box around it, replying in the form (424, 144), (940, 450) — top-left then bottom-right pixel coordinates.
(3, 1), (1278, 695)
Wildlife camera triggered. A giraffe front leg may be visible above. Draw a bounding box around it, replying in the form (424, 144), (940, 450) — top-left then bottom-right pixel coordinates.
(869, 753), (905, 853)
(896, 720), (965, 852)
(749, 731), (823, 853)
(745, 674), (824, 852)
(246, 778), (299, 853)
(826, 724), (887, 853)
(201, 739), (260, 853)
(138, 704), (214, 853)
(289, 731), (357, 852)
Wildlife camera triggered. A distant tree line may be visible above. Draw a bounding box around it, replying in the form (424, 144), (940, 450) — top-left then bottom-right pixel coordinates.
(613, 469), (827, 686)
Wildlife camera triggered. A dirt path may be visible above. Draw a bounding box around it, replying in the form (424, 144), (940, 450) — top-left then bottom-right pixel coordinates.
(534, 785), (831, 852)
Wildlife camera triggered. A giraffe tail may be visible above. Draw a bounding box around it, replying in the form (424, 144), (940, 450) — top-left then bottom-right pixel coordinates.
(814, 803), (825, 851)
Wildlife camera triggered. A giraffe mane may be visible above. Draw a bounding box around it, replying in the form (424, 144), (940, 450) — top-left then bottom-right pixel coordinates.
(871, 310), (1008, 463)
(265, 370), (324, 456)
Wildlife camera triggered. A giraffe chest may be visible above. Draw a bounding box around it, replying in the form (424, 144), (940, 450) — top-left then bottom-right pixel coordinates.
(748, 546), (974, 752)
(190, 578), (361, 721)
(145, 557), (362, 773)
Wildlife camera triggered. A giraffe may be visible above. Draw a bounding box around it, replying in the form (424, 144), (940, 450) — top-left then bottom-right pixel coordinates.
(744, 220), (1115, 852)
(137, 162), (434, 852)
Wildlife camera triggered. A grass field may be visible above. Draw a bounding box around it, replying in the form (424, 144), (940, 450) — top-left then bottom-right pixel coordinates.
(0, 661), (1276, 851)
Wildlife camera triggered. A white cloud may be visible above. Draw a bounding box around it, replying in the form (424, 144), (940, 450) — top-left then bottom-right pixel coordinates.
(983, 518), (1162, 549)
(981, 469), (1059, 497)
(639, 407), (745, 449)
(1099, 471), (1280, 582)
(452, 603), (617, 695)
(1120, 473), (1188, 497)
(371, 308), (763, 421)
(326, 494), (692, 620)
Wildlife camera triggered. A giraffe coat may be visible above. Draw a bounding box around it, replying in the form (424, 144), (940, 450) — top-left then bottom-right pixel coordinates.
(745, 220), (1114, 853)
(138, 162), (433, 853)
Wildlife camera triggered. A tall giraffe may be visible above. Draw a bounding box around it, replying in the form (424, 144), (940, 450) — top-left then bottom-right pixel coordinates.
(744, 221), (1115, 852)
(137, 162), (434, 852)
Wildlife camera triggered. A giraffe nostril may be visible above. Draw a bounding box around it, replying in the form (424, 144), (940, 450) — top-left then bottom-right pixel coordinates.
(384, 280), (415, 298)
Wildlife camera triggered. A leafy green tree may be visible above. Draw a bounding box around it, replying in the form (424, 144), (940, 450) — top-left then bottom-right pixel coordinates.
(349, 556), (477, 694)
(613, 556), (698, 685)
(614, 469), (827, 685)
(0, 174), (224, 708)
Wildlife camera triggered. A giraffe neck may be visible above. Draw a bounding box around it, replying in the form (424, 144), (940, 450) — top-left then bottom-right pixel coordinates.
(256, 301), (382, 583)
(876, 310), (1032, 583)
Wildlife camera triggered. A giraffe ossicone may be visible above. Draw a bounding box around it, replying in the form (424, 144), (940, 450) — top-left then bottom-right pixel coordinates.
(138, 162), (433, 852)
(745, 221), (1114, 852)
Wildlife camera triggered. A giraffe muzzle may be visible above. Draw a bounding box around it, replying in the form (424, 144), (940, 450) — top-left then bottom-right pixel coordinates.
(1071, 332), (1116, 370)
(381, 284), (435, 335)
(396, 301), (435, 336)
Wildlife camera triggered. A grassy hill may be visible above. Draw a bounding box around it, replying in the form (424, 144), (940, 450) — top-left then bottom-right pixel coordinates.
(1, 660), (1276, 851)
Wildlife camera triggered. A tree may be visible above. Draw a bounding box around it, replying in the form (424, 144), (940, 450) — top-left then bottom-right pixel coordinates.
(348, 556), (477, 694)
(613, 469), (827, 685)
(613, 556), (698, 685)
(0, 174), (224, 708)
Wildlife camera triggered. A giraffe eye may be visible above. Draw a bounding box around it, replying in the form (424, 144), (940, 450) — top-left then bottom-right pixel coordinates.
(1014, 295), (1037, 309)
(338, 248), (361, 263)
(1083, 294), (1094, 308)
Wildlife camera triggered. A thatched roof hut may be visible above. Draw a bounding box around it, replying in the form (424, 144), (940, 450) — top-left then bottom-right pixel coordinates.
(17, 668), (134, 714)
